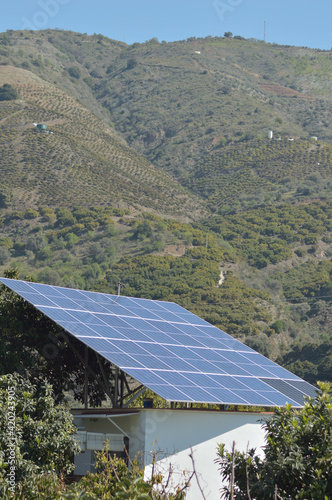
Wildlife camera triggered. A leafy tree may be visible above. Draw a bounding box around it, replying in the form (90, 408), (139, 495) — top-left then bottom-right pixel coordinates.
(216, 382), (332, 499)
(0, 247), (10, 265)
(0, 84), (18, 101)
(0, 373), (80, 497)
(67, 66), (81, 79)
(126, 58), (138, 70)
(64, 443), (189, 499)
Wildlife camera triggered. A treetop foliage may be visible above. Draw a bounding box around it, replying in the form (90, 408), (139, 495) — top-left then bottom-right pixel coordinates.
(217, 382), (332, 499)
(0, 84), (18, 101)
(0, 373), (80, 497)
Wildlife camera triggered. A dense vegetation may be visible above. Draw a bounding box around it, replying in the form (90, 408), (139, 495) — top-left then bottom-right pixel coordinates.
(0, 84), (18, 101)
(0, 374), (188, 499)
(217, 382), (332, 499)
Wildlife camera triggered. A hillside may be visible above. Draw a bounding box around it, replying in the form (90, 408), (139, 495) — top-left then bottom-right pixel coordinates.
(1, 29), (332, 385)
(0, 65), (204, 217)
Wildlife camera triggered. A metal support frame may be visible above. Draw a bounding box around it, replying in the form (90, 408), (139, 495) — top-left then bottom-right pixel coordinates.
(64, 336), (113, 401)
(107, 417), (131, 440)
(123, 385), (146, 408)
(58, 330), (148, 409)
(114, 367), (119, 407)
(84, 346), (88, 409)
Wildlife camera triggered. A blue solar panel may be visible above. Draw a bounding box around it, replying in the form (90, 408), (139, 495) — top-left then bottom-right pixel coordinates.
(138, 343), (173, 357)
(146, 385), (192, 402)
(0, 277), (316, 408)
(157, 357), (199, 371)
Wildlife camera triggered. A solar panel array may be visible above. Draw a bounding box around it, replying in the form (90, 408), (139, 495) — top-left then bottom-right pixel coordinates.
(0, 278), (317, 407)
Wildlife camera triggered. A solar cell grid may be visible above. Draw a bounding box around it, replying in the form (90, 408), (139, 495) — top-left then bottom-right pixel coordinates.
(156, 371), (193, 386)
(4, 280), (33, 292)
(69, 311), (105, 325)
(178, 386), (219, 403)
(124, 317), (156, 330)
(125, 369), (166, 385)
(191, 359), (222, 373)
(157, 357), (199, 372)
(30, 283), (64, 296)
(155, 301), (187, 313)
(287, 380), (317, 397)
(104, 304), (137, 317)
(197, 337), (228, 349)
(262, 391), (299, 406)
(166, 345), (204, 359)
(263, 366), (300, 380)
(47, 297), (83, 309)
(141, 330), (179, 344)
(77, 301), (113, 314)
(0, 277), (316, 408)
(239, 351), (276, 365)
(237, 377), (275, 392)
(96, 315), (131, 328)
(219, 351), (252, 363)
(231, 390), (274, 406)
(174, 324), (206, 336)
(198, 327), (230, 339)
(210, 361), (251, 376)
(103, 352), (143, 369)
(138, 343), (173, 357)
(146, 385), (193, 402)
(19, 292), (57, 307)
(112, 296), (139, 307)
(189, 347), (226, 362)
(167, 334), (204, 347)
(82, 338), (115, 352)
(152, 321), (183, 334)
(53, 288), (85, 300)
(107, 341), (149, 356)
(261, 379), (308, 404)
(177, 314), (210, 326)
(115, 328), (152, 342)
(239, 364), (277, 378)
(38, 307), (77, 323)
(134, 355), (171, 370)
(205, 375), (239, 389)
(90, 325), (126, 339)
(210, 388), (248, 405)
(221, 340), (254, 352)
(181, 372), (222, 388)
(130, 308), (164, 321)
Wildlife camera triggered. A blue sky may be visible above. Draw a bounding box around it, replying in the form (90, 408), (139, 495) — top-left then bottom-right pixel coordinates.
(1, 0), (331, 50)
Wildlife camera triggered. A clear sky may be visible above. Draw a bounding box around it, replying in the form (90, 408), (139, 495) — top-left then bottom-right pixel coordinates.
(1, 0), (331, 50)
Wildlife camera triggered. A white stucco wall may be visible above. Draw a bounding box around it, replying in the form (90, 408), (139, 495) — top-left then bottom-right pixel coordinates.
(141, 409), (267, 500)
(73, 408), (267, 499)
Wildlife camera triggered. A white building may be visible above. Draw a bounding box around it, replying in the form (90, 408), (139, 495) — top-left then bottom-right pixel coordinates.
(72, 406), (268, 499)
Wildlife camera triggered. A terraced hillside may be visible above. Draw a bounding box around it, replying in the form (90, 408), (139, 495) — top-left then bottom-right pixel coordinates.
(1, 30), (332, 208)
(0, 66), (204, 217)
(186, 138), (332, 210)
(93, 37), (332, 182)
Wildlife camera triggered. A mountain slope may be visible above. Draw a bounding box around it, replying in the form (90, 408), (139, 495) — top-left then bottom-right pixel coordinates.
(0, 65), (204, 217)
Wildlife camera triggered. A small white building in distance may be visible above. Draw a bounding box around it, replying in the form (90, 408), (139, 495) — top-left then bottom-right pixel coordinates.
(0, 278), (317, 500)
